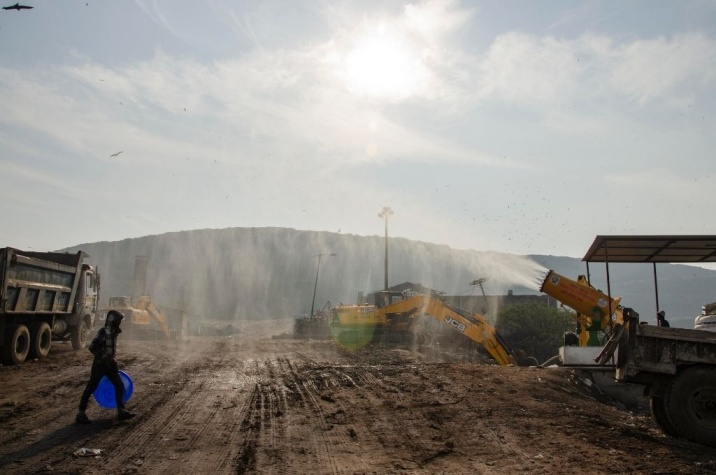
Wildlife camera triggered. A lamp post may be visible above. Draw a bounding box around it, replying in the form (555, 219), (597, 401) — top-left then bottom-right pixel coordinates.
(470, 278), (489, 317)
(310, 253), (335, 320)
(378, 206), (393, 290)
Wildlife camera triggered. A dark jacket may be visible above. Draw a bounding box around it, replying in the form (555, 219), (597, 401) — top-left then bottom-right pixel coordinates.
(89, 311), (123, 364)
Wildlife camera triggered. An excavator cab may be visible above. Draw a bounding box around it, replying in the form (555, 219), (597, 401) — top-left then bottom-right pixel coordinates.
(373, 291), (406, 309)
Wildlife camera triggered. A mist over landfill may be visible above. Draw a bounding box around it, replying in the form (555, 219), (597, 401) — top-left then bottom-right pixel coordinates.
(63, 227), (716, 328)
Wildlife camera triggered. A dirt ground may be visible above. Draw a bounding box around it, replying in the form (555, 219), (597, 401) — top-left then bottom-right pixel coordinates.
(1, 319), (715, 475)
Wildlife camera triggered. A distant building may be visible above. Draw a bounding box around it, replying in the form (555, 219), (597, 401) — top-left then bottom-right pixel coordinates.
(363, 282), (443, 304)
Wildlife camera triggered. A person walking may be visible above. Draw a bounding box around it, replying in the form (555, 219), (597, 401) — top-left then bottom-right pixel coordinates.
(76, 310), (136, 424)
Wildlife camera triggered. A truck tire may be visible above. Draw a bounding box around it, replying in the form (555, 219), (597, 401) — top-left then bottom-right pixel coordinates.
(71, 318), (91, 351)
(28, 322), (52, 360)
(649, 397), (678, 437)
(2, 324), (31, 365)
(663, 366), (716, 447)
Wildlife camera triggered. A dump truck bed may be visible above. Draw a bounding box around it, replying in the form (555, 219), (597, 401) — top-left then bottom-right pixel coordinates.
(617, 322), (716, 383)
(0, 247), (85, 316)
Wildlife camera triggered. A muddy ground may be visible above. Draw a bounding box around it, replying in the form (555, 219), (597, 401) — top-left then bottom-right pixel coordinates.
(1, 319), (715, 475)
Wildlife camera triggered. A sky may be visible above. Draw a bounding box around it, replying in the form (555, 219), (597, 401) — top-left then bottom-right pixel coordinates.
(1, 0), (715, 259)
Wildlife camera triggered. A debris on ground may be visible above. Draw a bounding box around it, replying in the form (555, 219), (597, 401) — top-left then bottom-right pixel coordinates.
(1, 318), (715, 474)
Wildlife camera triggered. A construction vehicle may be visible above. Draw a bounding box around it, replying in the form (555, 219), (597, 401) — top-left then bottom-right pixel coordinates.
(694, 301), (716, 332)
(0, 247), (100, 364)
(293, 301), (332, 339)
(540, 235), (716, 447)
(98, 256), (186, 340)
(541, 271), (624, 347)
(98, 295), (183, 340)
(330, 291), (518, 366)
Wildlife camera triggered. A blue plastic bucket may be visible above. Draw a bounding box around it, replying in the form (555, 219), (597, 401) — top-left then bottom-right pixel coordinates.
(93, 370), (134, 409)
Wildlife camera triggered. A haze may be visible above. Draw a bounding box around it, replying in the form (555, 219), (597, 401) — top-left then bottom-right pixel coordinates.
(1, 1), (714, 257)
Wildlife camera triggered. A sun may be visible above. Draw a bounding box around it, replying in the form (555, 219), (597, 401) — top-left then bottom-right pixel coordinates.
(342, 27), (423, 100)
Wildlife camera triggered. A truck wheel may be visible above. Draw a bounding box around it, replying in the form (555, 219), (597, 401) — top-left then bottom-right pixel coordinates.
(71, 318), (91, 351)
(2, 324), (30, 365)
(649, 397), (678, 436)
(28, 322), (52, 360)
(663, 366), (716, 447)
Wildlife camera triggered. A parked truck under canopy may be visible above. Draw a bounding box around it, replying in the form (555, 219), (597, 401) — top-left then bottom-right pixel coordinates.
(541, 235), (716, 447)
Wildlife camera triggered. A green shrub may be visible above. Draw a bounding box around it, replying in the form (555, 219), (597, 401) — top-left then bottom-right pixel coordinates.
(497, 303), (575, 364)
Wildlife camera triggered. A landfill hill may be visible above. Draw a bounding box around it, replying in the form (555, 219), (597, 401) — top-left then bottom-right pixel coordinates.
(63, 227), (716, 327)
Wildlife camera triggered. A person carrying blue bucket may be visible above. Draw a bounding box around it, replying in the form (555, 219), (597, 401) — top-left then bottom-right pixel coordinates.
(76, 310), (136, 424)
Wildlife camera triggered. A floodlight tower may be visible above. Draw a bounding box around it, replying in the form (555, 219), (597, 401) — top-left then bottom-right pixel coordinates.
(310, 253), (335, 319)
(378, 207), (393, 290)
(470, 278), (489, 315)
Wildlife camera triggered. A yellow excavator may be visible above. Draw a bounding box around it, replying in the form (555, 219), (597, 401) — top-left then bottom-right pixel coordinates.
(99, 295), (176, 340)
(330, 291), (518, 365)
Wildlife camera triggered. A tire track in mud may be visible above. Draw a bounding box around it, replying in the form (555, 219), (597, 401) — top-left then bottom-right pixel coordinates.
(189, 364), (258, 474)
(322, 362), (431, 470)
(229, 358), (275, 474)
(0, 342), (199, 473)
(233, 356), (306, 474)
(100, 341), (258, 473)
(294, 359), (498, 472)
(229, 353), (376, 474)
(284, 357), (373, 474)
(283, 358), (343, 474)
(99, 359), (217, 470)
(5, 336), (716, 474)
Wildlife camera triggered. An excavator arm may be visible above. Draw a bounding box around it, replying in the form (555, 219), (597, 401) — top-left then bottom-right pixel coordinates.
(381, 295), (518, 365)
(134, 296), (172, 339)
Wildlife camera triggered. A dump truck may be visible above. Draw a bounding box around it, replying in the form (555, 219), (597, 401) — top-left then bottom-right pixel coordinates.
(540, 235), (716, 447)
(0, 247), (100, 364)
(330, 291), (518, 366)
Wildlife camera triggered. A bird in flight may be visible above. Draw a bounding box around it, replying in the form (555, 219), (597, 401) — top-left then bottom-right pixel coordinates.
(3, 3), (34, 10)
(109, 151), (123, 158)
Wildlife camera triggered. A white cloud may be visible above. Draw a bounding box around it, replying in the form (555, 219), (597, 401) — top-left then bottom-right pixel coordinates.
(475, 31), (716, 111)
(404, 0), (472, 38)
(607, 33), (716, 105)
(1, 0), (715, 254)
(478, 33), (582, 106)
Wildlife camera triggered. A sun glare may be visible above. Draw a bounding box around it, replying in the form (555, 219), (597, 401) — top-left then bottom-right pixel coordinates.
(343, 29), (422, 100)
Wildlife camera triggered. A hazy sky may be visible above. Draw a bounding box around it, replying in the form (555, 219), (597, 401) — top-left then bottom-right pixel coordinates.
(1, 0), (714, 258)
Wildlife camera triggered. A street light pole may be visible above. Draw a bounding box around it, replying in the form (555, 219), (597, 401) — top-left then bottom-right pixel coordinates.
(470, 278), (489, 320)
(310, 253), (335, 319)
(378, 206), (393, 290)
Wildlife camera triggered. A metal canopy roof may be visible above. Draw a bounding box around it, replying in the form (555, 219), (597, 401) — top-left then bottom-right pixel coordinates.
(582, 235), (716, 263)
